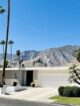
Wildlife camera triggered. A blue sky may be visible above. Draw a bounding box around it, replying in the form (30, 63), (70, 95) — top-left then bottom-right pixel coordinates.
(0, 0), (80, 53)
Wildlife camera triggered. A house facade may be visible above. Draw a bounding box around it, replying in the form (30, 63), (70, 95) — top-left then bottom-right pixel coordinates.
(0, 67), (72, 87)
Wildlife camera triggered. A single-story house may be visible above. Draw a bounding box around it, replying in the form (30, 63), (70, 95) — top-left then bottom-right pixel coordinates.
(0, 67), (76, 87)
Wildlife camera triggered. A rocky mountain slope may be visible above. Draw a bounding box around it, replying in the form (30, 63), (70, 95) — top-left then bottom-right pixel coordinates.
(23, 45), (80, 67)
(0, 45), (80, 67)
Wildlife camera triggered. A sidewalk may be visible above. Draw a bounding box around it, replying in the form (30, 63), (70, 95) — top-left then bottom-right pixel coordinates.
(0, 87), (58, 103)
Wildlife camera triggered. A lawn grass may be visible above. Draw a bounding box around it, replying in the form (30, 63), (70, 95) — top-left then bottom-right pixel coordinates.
(50, 96), (80, 105)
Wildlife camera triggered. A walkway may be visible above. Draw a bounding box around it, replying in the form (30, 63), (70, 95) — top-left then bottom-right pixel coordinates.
(0, 87), (58, 103)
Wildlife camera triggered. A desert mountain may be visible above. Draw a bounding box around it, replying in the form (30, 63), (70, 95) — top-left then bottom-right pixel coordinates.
(23, 45), (80, 67)
(0, 45), (80, 67)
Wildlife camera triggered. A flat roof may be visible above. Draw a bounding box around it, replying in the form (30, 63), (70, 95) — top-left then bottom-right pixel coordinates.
(0, 66), (79, 73)
(0, 66), (72, 71)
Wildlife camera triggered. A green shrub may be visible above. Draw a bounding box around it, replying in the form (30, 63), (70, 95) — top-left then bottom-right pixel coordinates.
(72, 86), (80, 97)
(58, 86), (64, 96)
(58, 86), (80, 97)
(63, 86), (73, 97)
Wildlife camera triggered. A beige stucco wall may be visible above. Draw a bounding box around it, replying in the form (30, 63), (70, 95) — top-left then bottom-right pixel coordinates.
(0, 69), (38, 86)
(0, 67), (73, 87)
(5, 70), (22, 85)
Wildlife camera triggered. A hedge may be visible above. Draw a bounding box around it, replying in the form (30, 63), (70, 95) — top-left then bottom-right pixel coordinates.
(58, 86), (80, 97)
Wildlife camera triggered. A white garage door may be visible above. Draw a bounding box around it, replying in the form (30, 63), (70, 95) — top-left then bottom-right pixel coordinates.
(38, 72), (69, 88)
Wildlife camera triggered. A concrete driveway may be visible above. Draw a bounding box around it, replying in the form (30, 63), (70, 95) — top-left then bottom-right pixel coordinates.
(0, 87), (58, 103)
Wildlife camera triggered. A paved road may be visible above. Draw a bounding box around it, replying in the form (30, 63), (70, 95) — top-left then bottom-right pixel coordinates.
(0, 98), (52, 106)
(0, 97), (74, 106)
(0, 97), (52, 106)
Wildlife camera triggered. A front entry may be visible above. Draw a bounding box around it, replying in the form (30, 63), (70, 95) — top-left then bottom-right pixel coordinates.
(26, 71), (33, 86)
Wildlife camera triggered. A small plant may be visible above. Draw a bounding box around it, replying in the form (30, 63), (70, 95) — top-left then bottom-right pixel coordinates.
(13, 82), (17, 86)
(31, 82), (35, 87)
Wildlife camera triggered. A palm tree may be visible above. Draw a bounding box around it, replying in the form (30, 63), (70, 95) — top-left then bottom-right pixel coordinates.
(0, 40), (5, 66)
(8, 40), (14, 65)
(0, 40), (5, 57)
(2, 0), (10, 85)
(16, 50), (21, 58)
(0, 6), (5, 83)
(0, 6), (5, 13)
(16, 50), (23, 67)
(16, 50), (21, 66)
(0, 7), (5, 66)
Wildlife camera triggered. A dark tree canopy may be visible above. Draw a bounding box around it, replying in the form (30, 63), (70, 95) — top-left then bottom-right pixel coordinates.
(8, 40), (14, 45)
(75, 49), (80, 62)
(0, 6), (5, 13)
(16, 50), (23, 67)
(69, 48), (80, 85)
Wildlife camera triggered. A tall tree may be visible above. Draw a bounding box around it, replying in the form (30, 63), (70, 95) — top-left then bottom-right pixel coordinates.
(0, 6), (5, 59)
(0, 40), (5, 56)
(69, 49), (80, 85)
(0, 40), (5, 66)
(16, 50), (23, 67)
(2, 0), (10, 85)
(16, 50), (20, 58)
(75, 48), (80, 62)
(8, 40), (14, 65)
(0, 7), (5, 68)
(0, 6), (5, 13)
(16, 50), (21, 66)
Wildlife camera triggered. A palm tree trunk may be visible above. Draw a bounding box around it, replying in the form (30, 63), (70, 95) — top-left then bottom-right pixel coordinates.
(2, 45), (4, 59)
(2, 0), (10, 85)
(3, 45), (4, 55)
(10, 44), (12, 66)
(2, 45), (5, 65)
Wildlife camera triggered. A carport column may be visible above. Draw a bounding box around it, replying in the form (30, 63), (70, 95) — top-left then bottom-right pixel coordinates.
(33, 70), (38, 87)
(21, 70), (25, 85)
(23, 70), (27, 86)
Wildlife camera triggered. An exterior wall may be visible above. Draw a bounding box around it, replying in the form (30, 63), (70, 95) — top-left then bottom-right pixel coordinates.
(5, 70), (22, 85)
(37, 69), (70, 88)
(0, 67), (75, 87)
(0, 69), (38, 86)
